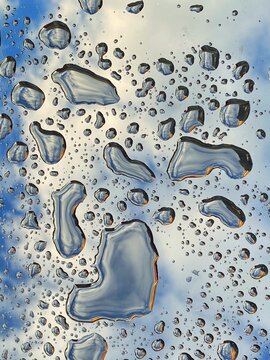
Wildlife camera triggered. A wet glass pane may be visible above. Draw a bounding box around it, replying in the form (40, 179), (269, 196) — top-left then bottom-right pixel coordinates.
(0, 1), (269, 359)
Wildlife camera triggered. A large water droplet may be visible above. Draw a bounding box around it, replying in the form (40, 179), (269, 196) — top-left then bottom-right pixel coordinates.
(67, 220), (158, 321)
(199, 45), (219, 71)
(52, 64), (120, 105)
(7, 141), (29, 163)
(167, 137), (252, 181)
(0, 56), (16, 78)
(180, 106), (205, 132)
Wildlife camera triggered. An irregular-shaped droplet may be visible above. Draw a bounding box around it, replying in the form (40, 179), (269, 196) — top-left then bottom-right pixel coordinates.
(157, 118), (175, 140)
(28, 262), (41, 277)
(65, 333), (107, 360)
(21, 211), (40, 230)
(153, 207), (175, 225)
(250, 264), (268, 280)
(233, 61), (249, 80)
(78, 0), (103, 14)
(243, 300), (257, 314)
(39, 21), (71, 50)
(0, 56), (16, 78)
(30, 121), (66, 164)
(7, 142), (28, 163)
(175, 86), (189, 101)
(136, 78), (155, 98)
(156, 58), (174, 75)
(127, 188), (149, 206)
(220, 99), (250, 127)
(52, 64), (120, 105)
(52, 181), (86, 258)
(104, 142), (155, 182)
(217, 340), (238, 360)
(180, 106), (204, 132)
(199, 196), (245, 228)
(11, 81), (45, 110)
(0, 113), (12, 140)
(199, 45), (219, 71)
(67, 220), (158, 321)
(126, 1), (144, 14)
(167, 137), (252, 181)
(55, 315), (69, 330)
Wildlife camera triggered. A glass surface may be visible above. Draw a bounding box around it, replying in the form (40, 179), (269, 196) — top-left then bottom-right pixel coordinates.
(0, 1), (269, 359)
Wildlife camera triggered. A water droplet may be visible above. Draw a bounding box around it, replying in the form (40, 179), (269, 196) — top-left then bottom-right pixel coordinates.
(39, 21), (71, 50)
(153, 207), (175, 225)
(156, 58), (174, 75)
(0, 56), (16, 78)
(0, 113), (12, 140)
(104, 142), (155, 182)
(220, 99), (250, 127)
(52, 181), (87, 258)
(167, 137), (252, 181)
(127, 188), (149, 206)
(11, 81), (45, 110)
(250, 264), (268, 280)
(7, 141), (29, 163)
(30, 121), (66, 164)
(180, 106), (204, 132)
(78, 0), (103, 14)
(67, 220), (158, 321)
(126, 1), (144, 14)
(199, 196), (245, 228)
(52, 64), (120, 105)
(65, 333), (107, 360)
(217, 340), (238, 360)
(199, 45), (219, 71)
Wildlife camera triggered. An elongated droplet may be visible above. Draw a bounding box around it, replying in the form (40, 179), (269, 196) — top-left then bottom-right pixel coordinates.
(0, 113), (12, 140)
(78, 0), (103, 14)
(220, 99), (250, 127)
(39, 21), (71, 50)
(0, 56), (16, 78)
(52, 181), (86, 258)
(11, 81), (45, 110)
(7, 141), (28, 163)
(180, 106), (204, 132)
(104, 142), (155, 182)
(217, 340), (238, 360)
(65, 333), (107, 360)
(199, 196), (245, 228)
(199, 45), (219, 71)
(67, 220), (158, 322)
(44, 342), (55, 356)
(127, 189), (149, 206)
(52, 64), (120, 105)
(30, 121), (66, 164)
(167, 137), (252, 181)
(126, 1), (144, 14)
